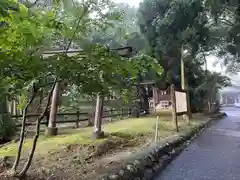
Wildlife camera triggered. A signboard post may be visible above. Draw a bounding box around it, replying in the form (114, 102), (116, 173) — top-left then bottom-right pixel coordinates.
(170, 84), (189, 132)
(170, 84), (179, 132)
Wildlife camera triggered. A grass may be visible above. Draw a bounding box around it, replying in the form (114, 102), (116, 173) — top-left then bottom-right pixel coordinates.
(0, 113), (208, 180)
(0, 114), (205, 157)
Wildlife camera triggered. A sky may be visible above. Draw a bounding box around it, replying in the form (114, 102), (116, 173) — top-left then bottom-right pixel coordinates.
(206, 56), (240, 86)
(114, 0), (140, 7)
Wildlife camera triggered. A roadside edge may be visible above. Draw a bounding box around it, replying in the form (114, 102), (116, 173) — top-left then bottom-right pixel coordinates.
(100, 112), (227, 180)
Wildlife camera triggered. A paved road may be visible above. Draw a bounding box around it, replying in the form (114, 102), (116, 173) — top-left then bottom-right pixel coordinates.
(154, 107), (240, 180)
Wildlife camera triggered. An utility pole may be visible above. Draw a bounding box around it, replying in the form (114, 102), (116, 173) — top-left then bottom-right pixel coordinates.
(181, 45), (192, 122)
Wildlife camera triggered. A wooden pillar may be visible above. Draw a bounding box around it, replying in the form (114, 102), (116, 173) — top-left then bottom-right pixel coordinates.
(7, 100), (12, 114)
(45, 82), (60, 136)
(13, 99), (17, 115)
(92, 93), (104, 139)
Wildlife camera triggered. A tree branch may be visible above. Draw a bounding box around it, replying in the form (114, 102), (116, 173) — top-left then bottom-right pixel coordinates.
(218, 18), (234, 26)
(65, 5), (89, 51)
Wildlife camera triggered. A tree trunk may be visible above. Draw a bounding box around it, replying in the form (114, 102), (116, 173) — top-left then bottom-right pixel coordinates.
(92, 94), (104, 139)
(140, 86), (149, 115)
(18, 117), (41, 178)
(181, 46), (185, 90)
(185, 88), (192, 120)
(208, 86), (215, 113)
(0, 96), (8, 115)
(171, 84), (179, 132)
(237, 0), (240, 20)
(38, 89), (43, 113)
(17, 83), (55, 178)
(152, 86), (157, 111)
(46, 82), (60, 136)
(11, 90), (37, 174)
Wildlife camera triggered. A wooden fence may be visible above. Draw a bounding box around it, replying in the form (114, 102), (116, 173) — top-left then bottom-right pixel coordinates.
(12, 108), (142, 128)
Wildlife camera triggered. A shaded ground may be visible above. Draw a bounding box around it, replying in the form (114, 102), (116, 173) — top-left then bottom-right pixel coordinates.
(155, 108), (240, 180)
(0, 113), (207, 180)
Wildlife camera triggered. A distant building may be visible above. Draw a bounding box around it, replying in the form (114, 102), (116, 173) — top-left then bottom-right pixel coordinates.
(149, 88), (171, 111)
(220, 86), (240, 105)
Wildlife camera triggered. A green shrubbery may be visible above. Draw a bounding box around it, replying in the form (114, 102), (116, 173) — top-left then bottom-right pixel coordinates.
(0, 113), (16, 144)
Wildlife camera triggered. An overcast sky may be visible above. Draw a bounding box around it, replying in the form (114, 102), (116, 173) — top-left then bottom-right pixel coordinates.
(114, 0), (141, 7)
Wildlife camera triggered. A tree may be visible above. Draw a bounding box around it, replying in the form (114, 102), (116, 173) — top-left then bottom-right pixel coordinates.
(0, 0), (162, 177)
(137, 0), (232, 114)
(197, 71), (231, 111)
(202, 0), (240, 73)
(138, 0), (204, 116)
(140, 0), (213, 76)
(88, 2), (145, 52)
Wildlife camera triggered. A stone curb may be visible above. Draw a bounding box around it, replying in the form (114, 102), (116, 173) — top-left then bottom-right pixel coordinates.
(209, 112), (227, 120)
(100, 112), (227, 180)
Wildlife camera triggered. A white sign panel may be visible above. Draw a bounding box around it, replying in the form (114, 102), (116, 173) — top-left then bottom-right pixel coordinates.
(175, 91), (187, 113)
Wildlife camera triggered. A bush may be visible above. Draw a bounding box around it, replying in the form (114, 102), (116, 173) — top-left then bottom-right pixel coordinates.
(0, 113), (16, 144)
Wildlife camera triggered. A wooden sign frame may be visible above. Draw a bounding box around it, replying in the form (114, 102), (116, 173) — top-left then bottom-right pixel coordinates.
(170, 84), (189, 132)
(174, 89), (188, 116)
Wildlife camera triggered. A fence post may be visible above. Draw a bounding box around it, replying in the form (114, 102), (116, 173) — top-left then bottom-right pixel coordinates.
(109, 108), (113, 121)
(87, 111), (94, 126)
(136, 108), (140, 118)
(121, 108), (124, 119)
(75, 111), (80, 128)
(128, 108), (132, 117)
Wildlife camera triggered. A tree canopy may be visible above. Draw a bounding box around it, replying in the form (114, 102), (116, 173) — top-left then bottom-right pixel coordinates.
(138, 0), (231, 111)
(0, 0), (162, 99)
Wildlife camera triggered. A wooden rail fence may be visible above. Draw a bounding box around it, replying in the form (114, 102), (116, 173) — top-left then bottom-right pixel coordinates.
(12, 108), (142, 128)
